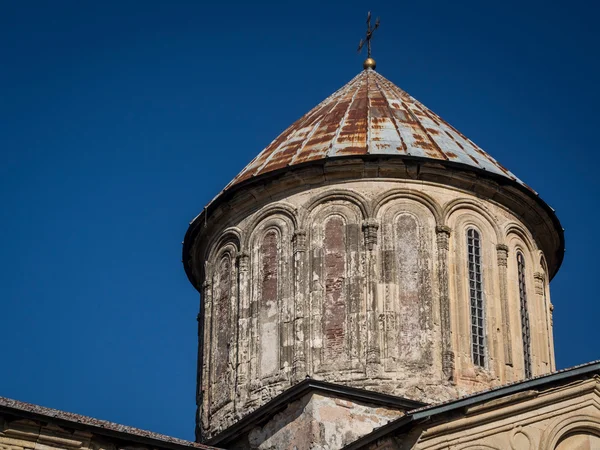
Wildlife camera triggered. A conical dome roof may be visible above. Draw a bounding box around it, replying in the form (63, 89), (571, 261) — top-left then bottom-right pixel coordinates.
(227, 69), (524, 189)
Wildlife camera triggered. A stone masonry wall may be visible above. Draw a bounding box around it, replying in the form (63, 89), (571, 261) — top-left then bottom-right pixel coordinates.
(228, 392), (405, 450)
(193, 177), (556, 440)
(362, 376), (600, 450)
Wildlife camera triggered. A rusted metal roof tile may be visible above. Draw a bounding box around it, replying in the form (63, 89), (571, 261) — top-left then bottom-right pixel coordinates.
(225, 70), (525, 189)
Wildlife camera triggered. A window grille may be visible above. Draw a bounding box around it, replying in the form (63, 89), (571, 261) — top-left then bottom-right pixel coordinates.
(467, 228), (485, 367)
(517, 252), (532, 378)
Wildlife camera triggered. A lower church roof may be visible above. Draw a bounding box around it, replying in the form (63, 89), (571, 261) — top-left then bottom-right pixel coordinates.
(0, 395), (220, 450)
(343, 360), (600, 450)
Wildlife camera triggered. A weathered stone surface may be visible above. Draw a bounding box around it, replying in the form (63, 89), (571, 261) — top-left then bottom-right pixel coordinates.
(228, 392), (404, 450)
(359, 372), (600, 450)
(190, 164), (558, 441)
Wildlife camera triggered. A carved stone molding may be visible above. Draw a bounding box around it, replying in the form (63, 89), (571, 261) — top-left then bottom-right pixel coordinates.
(293, 229), (307, 253)
(436, 225), (453, 379)
(497, 244), (509, 267)
(362, 219), (379, 251)
(436, 225), (451, 250)
(534, 272), (545, 295)
(236, 252), (250, 272)
(496, 244), (512, 366)
(292, 229), (308, 381)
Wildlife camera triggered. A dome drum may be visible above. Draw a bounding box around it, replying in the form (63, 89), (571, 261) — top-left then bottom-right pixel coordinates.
(182, 69), (564, 442)
(189, 170), (558, 440)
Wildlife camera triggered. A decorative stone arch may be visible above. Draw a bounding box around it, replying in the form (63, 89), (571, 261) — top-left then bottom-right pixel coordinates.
(207, 240), (238, 413)
(191, 227), (242, 285)
(243, 202), (298, 249)
(205, 227), (243, 269)
(539, 413), (600, 449)
(298, 188), (369, 229)
(247, 214), (295, 250)
(447, 209), (501, 379)
(247, 213), (295, 383)
(505, 226), (544, 378)
(376, 197), (437, 373)
(372, 188), (443, 227)
(306, 199), (366, 374)
(505, 222), (538, 254)
(443, 198), (504, 245)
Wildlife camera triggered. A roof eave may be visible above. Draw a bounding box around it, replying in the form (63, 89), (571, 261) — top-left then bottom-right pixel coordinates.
(183, 155), (564, 291)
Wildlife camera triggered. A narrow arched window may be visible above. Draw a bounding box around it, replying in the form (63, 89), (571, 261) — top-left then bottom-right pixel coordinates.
(517, 252), (532, 378)
(467, 228), (485, 367)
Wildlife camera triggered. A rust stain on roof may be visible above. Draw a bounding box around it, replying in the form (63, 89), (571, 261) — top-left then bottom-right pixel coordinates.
(225, 70), (525, 189)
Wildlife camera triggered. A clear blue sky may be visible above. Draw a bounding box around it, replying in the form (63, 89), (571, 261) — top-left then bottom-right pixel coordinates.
(1, 0), (598, 441)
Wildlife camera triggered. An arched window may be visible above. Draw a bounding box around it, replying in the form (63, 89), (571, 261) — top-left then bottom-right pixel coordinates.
(467, 228), (485, 367)
(517, 251), (532, 378)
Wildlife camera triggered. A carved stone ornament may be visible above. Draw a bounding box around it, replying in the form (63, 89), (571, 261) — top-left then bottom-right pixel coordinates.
(236, 252), (250, 272)
(534, 271), (545, 295)
(497, 244), (509, 267)
(293, 229), (307, 253)
(436, 225), (451, 250)
(362, 219), (379, 250)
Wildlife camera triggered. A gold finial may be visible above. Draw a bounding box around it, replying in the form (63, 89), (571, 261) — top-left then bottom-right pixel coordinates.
(357, 12), (380, 70)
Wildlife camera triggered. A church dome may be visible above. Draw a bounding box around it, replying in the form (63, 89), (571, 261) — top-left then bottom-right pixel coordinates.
(227, 69), (524, 191)
(183, 66), (564, 442)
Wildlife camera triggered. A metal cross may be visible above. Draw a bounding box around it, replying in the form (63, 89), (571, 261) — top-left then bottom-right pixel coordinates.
(357, 12), (380, 58)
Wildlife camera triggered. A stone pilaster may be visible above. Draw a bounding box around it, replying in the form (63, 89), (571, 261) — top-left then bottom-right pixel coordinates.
(292, 230), (308, 380)
(363, 219), (381, 373)
(497, 244), (513, 366)
(200, 279), (213, 436)
(533, 272), (545, 295)
(236, 252), (250, 408)
(534, 271), (551, 368)
(436, 225), (454, 380)
(548, 301), (555, 370)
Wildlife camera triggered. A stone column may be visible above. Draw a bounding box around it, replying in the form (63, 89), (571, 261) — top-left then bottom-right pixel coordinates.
(292, 230), (308, 381)
(363, 219), (380, 374)
(534, 271), (551, 369)
(236, 252), (250, 408)
(199, 278), (213, 439)
(548, 302), (556, 371)
(436, 225), (454, 380)
(496, 244), (513, 366)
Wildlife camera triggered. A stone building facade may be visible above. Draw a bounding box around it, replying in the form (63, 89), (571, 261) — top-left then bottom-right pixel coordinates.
(347, 361), (600, 450)
(181, 67), (570, 447)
